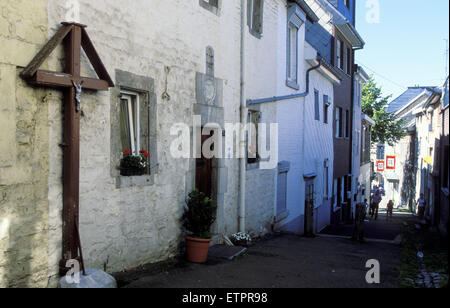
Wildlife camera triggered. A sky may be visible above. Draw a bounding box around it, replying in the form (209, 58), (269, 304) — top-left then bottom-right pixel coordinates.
(355, 0), (449, 101)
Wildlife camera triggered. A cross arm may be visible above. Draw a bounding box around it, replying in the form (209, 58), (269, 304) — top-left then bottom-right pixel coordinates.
(30, 70), (110, 91)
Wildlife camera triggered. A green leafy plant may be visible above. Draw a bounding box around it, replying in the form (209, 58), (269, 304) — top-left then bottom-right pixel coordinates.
(183, 190), (217, 239)
(362, 75), (407, 146)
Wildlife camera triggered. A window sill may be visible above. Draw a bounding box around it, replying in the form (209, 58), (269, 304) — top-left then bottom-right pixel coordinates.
(116, 174), (155, 189)
(286, 80), (300, 90)
(199, 1), (220, 16)
(248, 27), (263, 39)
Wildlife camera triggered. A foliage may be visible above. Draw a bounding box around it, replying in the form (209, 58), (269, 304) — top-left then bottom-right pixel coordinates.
(399, 223), (448, 288)
(362, 76), (407, 146)
(183, 190), (217, 239)
(120, 149), (150, 170)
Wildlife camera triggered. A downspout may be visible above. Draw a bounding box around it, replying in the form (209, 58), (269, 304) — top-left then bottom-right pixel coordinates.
(301, 60), (323, 209)
(239, 0), (247, 233)
(247, 56), (323, 106)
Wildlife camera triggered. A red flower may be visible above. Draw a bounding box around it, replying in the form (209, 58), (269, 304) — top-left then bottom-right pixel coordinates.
(123, 149), (132, 155)
(140, 149), (150, 159)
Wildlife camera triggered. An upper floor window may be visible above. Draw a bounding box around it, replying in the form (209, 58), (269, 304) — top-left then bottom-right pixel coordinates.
(335, 107), (343, 138)
(346, 47), (352, 75)
(344, 0), (350, 9)
(344, 110), (350, 138)
(286, 4), (305, 90)
(248, 0), (264, 38)
(324, 95), (330, 124)
(336, 38), (345, 71)
(376, 144), (385, 160)
(314, 90), (320, 121)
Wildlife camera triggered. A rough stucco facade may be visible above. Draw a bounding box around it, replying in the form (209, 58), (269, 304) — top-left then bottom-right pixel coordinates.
(0, 0), (51, 287)
(45, 0), (244, 285)
(0, 0), (298, 287)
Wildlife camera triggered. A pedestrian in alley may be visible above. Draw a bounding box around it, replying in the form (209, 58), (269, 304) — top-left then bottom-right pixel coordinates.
(352, 202), (367, 243)
(417, 194), (426, 220)
(371, 190), (382, 220)
(387, 200), (394, 221)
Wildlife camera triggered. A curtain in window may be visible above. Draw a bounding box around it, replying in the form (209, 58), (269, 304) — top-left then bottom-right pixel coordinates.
(120, 98), (132, 152)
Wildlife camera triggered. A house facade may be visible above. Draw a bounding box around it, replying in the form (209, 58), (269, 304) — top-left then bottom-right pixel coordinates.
(438, 77), (449, 235)
(303, 0), (364, 224)
(351, 65), (375, 208)
(379, 87), (440, 211)
(1, 0), (331, 288)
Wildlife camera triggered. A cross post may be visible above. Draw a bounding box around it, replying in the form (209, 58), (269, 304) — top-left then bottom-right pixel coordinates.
(20, 22), (114, 276)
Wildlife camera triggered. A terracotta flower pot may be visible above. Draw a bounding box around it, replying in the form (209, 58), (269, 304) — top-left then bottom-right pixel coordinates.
(185, 236), (211, 263)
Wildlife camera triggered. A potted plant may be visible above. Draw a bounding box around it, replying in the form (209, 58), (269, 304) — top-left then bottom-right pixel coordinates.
(230, 232), (252, 247)
(182, 190), (217, 263)
(120, 149), (150, 176)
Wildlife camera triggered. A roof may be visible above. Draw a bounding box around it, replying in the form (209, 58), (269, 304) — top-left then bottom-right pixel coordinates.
(387, 87), (439, 114)
(289, 0), (320, 23)
(316, 0), (364, 49)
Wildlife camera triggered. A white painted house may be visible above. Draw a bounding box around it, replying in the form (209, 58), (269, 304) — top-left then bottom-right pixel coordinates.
(351, 66), (373, 212)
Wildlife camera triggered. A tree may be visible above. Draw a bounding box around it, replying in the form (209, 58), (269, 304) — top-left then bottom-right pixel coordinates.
(362, 76), (407, 146)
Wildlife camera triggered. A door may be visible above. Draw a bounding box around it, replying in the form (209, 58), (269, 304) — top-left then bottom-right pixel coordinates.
(304, 180), (315, 236)
(195, 128), (213, 198)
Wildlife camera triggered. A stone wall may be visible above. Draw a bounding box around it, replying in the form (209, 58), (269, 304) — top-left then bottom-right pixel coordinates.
(45, 0), (243, 283)
(0, 0), (50, 287)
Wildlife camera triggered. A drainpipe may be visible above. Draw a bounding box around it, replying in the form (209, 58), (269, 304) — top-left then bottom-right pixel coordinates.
(238, 0), (247, 233)
(247, 56), (323, 106)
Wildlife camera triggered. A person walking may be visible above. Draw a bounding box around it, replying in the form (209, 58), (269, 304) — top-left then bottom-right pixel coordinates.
(417, 194), (426, 220)
(371, 190), (382, 220)
(387, 200), (394, 221)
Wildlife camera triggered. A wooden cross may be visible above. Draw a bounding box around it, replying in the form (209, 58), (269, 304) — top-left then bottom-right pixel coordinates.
(21, 22), (114, 275)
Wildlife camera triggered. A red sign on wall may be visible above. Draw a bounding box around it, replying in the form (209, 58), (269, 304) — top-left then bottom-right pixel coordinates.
(377, 161), (385, 172)
(386, 156), (396, 170)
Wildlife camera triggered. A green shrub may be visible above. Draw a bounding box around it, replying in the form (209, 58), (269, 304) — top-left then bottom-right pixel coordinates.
(183, 190), (217, 239)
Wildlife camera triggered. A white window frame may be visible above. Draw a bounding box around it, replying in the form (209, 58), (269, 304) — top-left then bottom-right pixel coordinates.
(120, 90), (141, 155)
(286, 4), (305, 90)
(248, 0), (264, 37)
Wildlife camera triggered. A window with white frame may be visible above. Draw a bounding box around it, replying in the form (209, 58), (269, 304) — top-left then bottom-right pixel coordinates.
(286, 4), (305, 89)
(336, 38), (345, 71)
(248, 0), (264, 37)
(288, 24), (298, 84)
(120, 90), (141, 155)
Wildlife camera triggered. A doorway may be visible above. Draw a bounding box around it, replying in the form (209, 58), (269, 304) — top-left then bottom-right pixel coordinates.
(195, 128), (213, 198)
(304, 179), (315, 236)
